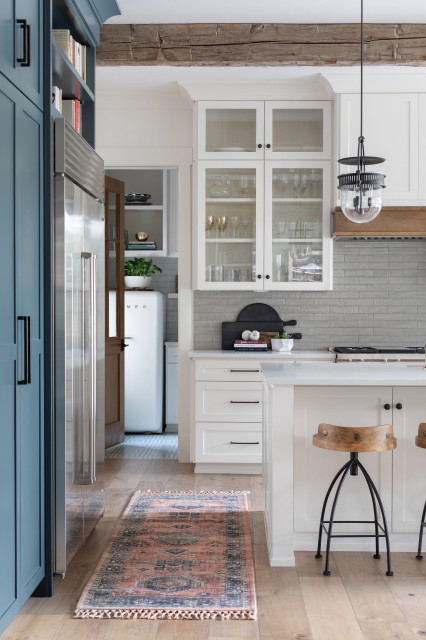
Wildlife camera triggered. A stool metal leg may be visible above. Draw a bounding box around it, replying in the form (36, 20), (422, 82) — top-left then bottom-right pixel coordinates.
(416, 500), (426, 560)
(323, 461), (352, 576)
(315, 459), (352, 561)
(358, 460), (393, 576)
(362, 466), (381, 559)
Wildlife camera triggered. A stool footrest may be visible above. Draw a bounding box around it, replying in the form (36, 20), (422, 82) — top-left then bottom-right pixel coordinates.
(321, 520), (387, 538)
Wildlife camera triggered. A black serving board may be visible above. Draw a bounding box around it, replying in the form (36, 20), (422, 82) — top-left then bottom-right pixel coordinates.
(221, 303), (301, 350)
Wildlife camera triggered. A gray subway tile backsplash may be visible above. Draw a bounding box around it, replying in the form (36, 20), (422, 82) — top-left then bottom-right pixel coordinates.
(193, 240), (426, 350)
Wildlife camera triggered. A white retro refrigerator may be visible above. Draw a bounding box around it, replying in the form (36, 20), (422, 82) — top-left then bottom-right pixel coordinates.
(125, 291), (165, 432)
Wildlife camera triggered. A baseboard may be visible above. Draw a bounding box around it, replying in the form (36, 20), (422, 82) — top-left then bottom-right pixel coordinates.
(194, 463), (262, 474)
(165, 423), (178, 433)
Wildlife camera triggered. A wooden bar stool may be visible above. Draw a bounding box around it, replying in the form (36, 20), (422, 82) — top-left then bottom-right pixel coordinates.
(313, 423), (396, 576)
(415, 424), (426, 560)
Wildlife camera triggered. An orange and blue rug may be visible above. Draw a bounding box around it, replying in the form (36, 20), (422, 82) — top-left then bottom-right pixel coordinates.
(75, 490), (256, 620)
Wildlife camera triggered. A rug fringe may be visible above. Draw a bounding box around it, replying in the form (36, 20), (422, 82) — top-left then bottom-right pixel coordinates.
(74, 607), (256, 620)
(138, 490), (251, 495)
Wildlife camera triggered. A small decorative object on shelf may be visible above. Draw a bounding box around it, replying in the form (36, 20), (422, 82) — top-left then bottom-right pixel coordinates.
(125, 193), (151, 204)
(52, 29), (87, 81)
(271, 331), (294, 352)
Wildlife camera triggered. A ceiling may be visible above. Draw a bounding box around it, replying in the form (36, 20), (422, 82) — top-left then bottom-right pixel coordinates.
(107, 0), (426, 25)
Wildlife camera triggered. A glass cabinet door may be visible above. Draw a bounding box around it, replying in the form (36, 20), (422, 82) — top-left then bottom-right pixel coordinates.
(197, 162), (264, 289)
(265, 101), (331, 160)
(197, 101), (264, 160)
(264, 161), (331, 290)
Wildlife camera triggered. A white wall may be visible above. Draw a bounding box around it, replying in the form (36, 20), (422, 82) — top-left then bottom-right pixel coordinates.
(96, 87), (194, 462)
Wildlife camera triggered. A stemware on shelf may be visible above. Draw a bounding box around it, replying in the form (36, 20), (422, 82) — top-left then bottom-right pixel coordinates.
(217, 216), (228, 234)
(205, 215), (217, 235)
(241, 217), (250, 237)
(230, 216), (240, 238)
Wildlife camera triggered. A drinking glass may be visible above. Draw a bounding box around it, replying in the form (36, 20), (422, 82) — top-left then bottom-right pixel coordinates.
(205, 216), (216, 236)
(292, 173), (300, 198)
(241, 217), (250, 237)
(240, 175), (250, 196)
(217, 216), (228, 235)
(230, 216), (240, 238)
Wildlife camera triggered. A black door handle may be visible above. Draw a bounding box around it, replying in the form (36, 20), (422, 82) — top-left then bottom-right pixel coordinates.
(121, 339), (129, 351)
(17, 316), (31, 385)
(384, 403), (391, 410)
(395, 403), (403, 410)
(16, 19), (30, 67)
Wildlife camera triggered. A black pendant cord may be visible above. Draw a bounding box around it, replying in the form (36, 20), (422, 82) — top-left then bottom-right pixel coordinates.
(358, 0), (364, 176)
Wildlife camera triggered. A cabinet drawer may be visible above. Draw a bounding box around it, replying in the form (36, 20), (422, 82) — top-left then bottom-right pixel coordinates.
(195, 423), (262, 463)
(195, 359), (263, 382)
(196, 381), (262, 422)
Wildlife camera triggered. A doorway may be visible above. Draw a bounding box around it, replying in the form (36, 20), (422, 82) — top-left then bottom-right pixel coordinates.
(105, 167), (179, 460)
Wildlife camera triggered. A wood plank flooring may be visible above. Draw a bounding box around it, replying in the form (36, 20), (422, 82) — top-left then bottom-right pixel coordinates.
(3, 458), (425, 640)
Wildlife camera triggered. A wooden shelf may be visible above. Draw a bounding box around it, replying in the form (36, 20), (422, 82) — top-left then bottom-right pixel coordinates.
(51, 37), (94, 103)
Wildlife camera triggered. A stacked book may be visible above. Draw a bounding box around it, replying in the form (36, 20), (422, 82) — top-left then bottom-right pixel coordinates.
(234, 340), (268, 352)
(52, 29), (87, 82)
(128, 241), (157, 251)
(62, 99), (82, 134)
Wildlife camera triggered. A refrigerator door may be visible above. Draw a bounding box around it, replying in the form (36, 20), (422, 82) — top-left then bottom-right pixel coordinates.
(54, 175), (105, 576)
(125, 291), (165, 433)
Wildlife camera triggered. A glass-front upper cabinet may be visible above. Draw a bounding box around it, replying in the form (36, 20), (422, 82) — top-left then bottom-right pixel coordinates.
(196, 162), (264, 290)
(197, 102), (265, 160)
(264, 101), (332, 160)
(263, 161), (332, 290)
(197, 100), (331, 160)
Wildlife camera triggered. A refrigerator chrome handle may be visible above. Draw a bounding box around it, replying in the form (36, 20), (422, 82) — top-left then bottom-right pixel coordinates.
(90, 254), (97, 484)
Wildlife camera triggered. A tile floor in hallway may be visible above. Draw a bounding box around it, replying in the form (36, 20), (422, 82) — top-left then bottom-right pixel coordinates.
(2, 457), (426, 640)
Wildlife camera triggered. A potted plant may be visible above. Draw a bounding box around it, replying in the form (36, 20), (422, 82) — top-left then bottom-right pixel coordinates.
(271, 330), (294, 352)
(124, 257), (162, 289)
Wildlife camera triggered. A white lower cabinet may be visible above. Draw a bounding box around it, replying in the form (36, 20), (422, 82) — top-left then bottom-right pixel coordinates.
(165, 343), (178, 430)
(195, 423), (262, 464)
(293, 385), (426, 539)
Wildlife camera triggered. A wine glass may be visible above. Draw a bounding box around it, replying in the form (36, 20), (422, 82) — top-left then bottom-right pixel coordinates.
(230, 216), (240, 238)
(205, 216), (216, 236)
(292, 172), (300, 198)
(300, 173), (307, 198)
(241, 217), (250, 237)
(240, 175), (250, 196)
(217, 216), (228, 235)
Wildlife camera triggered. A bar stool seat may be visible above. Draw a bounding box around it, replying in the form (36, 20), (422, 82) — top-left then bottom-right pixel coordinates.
(415, 423), (426, 560)
(313, 423), (396, 576)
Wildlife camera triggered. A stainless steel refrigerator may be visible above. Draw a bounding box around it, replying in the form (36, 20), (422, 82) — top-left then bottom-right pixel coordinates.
(53, 119), (105, 576)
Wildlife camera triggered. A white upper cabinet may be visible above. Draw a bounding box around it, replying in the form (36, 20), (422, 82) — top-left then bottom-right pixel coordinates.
(197, 100), (332, 160)
(338, 93), (419, 204)
(419, 95), (426, 202)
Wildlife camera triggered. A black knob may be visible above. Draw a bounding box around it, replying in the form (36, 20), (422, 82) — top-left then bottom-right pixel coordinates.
(395, 403), (403, 410)
(384, 403), (391, 410)
(265, 274), (270, 279)
(257, 274), (262, 279)
(266, 143), (271, 149)
(257, 143), (262, 148)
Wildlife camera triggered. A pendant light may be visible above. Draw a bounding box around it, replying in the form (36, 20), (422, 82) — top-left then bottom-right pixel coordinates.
(337, 0), (385, 223)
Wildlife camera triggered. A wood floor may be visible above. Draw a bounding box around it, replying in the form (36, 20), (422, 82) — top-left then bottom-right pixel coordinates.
(3, 457), (426, 640)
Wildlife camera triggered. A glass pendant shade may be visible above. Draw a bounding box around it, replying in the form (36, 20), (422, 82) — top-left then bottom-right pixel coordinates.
(338, 167), (385, 223)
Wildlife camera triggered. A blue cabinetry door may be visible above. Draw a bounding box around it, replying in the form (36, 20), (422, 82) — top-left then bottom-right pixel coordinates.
(0, 73), (19, 630)
(0, 73), (44, 634)
(0, 0), (43, 109)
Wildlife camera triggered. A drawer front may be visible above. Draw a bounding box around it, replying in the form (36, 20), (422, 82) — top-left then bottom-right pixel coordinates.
(195, 359), (262, 382)
(195, 423), (262, 463)
(196, 382), (263, 422)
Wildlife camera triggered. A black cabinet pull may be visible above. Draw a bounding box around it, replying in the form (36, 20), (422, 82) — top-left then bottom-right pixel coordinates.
(230, 441), (260, 445)
(230, 369), (260, 373)
(265, 274), (270, 279)
(121, 339), (129, 351)
(257, 143), (262, 148)
(266, 143), (271, 148)
(230, 400), (260, 404)
(395, 403), (403, 410)
(384, 403), (391, 410)
(17, 316), (31, 385)
(257, 274), (262, 279)
(16, 19), (30, 67)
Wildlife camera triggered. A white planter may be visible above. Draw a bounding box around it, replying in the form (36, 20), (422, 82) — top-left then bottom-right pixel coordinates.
(124, 275), (152, 289)
(271, 338), (294, 352)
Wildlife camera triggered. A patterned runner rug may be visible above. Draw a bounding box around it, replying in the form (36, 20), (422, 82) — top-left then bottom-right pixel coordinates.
(75, 490), (256, 620)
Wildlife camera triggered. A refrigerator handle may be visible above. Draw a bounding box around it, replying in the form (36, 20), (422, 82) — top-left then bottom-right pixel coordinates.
(89, 253), (97, 483)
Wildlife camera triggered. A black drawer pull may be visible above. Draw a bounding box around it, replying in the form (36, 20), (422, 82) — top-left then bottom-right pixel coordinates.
(230, 369), (260, 373)
(17, 315), (31, 385)
(230, 441), (260, 445)
(230, 400), (260, 404)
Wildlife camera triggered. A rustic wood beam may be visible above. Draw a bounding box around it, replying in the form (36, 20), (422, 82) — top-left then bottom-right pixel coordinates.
(97, 23), (426, 66)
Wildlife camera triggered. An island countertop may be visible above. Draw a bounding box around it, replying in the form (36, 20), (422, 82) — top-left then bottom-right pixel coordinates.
(260, 360), (426, 386)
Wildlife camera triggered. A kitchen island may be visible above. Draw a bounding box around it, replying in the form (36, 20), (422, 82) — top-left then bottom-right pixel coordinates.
(261, 361), (426, 566)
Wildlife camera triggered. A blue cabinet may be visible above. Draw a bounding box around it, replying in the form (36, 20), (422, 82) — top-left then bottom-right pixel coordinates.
(0, 0), (43, 109)
(0, 73), (44, 633)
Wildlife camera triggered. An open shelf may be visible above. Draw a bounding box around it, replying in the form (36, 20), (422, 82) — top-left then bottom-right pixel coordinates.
(206, 198), (256, 204)
(51, 37), (94, 102)
(124, 204), (163, 211)
(206, 238), (255, 243)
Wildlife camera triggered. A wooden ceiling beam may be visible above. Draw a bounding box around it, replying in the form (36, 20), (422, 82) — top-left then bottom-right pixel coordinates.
(97, 23), (426, 66)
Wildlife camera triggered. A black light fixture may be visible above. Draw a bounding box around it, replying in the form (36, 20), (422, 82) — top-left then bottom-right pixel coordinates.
(337, 0), (386, 223)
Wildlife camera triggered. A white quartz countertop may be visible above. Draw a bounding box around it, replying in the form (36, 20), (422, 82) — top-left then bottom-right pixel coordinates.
(189, 349), (334, 360)
(260, 361), (426, 386)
